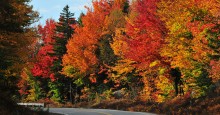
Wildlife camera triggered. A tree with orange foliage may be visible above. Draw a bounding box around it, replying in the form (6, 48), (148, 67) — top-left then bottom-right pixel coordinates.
(63, 0), (112, 75)
(62, 0), (131, 99)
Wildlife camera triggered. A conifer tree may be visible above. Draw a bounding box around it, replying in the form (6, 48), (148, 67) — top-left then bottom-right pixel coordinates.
(53, 5), (75, 57)
(50, 5), (76, 102)
(0, 0), (39, 101)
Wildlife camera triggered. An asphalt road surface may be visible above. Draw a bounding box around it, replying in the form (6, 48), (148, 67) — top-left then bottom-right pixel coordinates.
(48, 108), (156, 115)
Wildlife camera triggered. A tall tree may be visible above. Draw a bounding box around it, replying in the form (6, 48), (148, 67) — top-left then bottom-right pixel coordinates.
(31, 19), (57, 80)
(62, 0), (129, 79)
(0, 0), (39, 101)
(63, 1), (111, 75)
(50, 5), (76, 102)
(62, 0), (130, 99)
(113, 0), (169, 101)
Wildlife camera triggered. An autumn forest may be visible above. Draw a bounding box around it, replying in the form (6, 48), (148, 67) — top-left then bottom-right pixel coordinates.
(1, 0), (220, 114)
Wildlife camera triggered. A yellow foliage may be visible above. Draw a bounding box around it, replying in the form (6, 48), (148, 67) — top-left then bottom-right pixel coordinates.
(61, 65), (81, 78)
(155, 75), (174, 102)
(158, 0), (218, 70)
(26, 89), (36, 101)
(110, 28), (128, 57)
(109, 59), (136, 82)
(149, 60), (159, 67)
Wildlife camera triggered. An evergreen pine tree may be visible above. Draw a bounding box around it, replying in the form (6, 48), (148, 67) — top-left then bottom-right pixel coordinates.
(50, 5), (76, 103)
(53, 5), (75, 57)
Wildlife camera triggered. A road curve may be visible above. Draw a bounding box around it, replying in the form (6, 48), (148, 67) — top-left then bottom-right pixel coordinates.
(47, 108), (156, 115)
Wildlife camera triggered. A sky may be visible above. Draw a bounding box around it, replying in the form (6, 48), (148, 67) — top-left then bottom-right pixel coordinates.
(30, 0), (93, 26)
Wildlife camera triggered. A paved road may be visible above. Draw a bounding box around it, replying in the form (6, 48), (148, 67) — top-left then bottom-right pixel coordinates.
(47, 108), (156, 115)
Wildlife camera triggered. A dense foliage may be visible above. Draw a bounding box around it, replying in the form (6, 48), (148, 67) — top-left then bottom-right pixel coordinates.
(1, 0), (219, 111)
(0, 0), (39, 101)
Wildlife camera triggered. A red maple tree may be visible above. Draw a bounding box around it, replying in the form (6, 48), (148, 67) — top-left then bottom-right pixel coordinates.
(32, 19), (57, 81)
(124, 0), (166, 69)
